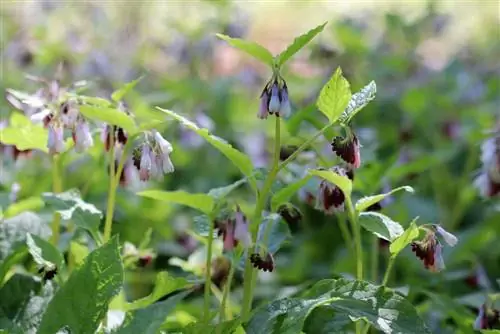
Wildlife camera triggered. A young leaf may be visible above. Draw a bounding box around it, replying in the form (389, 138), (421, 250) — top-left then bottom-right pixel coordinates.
(43, 189), (102, 241)
(207, 178), (247, 200)
(316, 67), (351, 124)
(113, 291), (190, 334)
(26, 233), (64, 269)
(38, 237), (123, 334)
(0, 113), (48, 152)
(308, 169), (352, 197)
(271, 175), (312, 211)
(216, 34), (274, 67)
(358, 212), (404, 242)
(0, 246), (28, 285)
(276, 22), (327, 66)
(355, 186), (414, 212)
(389, 218), (420, 257)
(156, 107), (256, 190)
(337, 80), (376, 125)
(125, 272), (191, 311)
(79, 105), (137, 134)
(137, 190), (214, 214)
(111, 76), (144, 102)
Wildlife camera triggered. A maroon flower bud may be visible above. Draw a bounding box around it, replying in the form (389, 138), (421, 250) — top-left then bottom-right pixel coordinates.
(411, 233), (445, 272)
(137, 254), (153, 268)
(331, 127), (361, 168)
(250, 252), (275, 272)
(315, 166), (347, 214)
(277, 204), (302, 232)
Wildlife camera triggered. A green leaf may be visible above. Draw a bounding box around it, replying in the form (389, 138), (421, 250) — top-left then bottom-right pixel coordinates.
(183, 318), (242, 334)
(111, 76), (144, 102)
(316, 67), (351, 124)
(337, 80), (377, 125)
(125, 272), (191, 311)
(207, 178), (247, 200)
(389, 218), (420, 257)
(42, 189), (102, 241)
(276, 22), (327, 66)
(257, 214), (291, 254)
(301, 278), (431, 334)
(38, 236), (123, 334)
(271, 175), (312, 211)
(0, 274), (39, 321)
(156, 107), (256, 190)
(303, 306), (350, 334)
(3, 197), (44, 218)
(79, 105), (137, 134)
(0, 247), (28, 286)
(69, 94), (112, 107)
(216, 34), (274, 66)
(26, 234), (64, 269)
(358, 212), (404, 242)
(308, 169), (352, 196)
(0, 113), (48, 153)
(137, 190), (214, 214)
(113, 291), (189, 334)
(355, 186), (414, 212)
(193, 215), (215, 237)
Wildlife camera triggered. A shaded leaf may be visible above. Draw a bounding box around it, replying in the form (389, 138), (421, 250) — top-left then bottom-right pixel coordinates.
(308, 169), (352, 196)
(338, 80), (377, 125)
(276, 22), (327, 66)
(355, 186), (414, 212)
(0, 113), (48, 153)
(216, 34), (274, 66)
(316, 67), (351, 124)
(183, 318), (241, 334)
(38, 237), (123, 334)
(79, 105), (137, 134)
(303, 306), (350, 334)
(111, 76), (144, 102)
(137, 190), (214, 214)
(257, 213), (292, 254)
(389, 219), (420, 257)
(208, 178), (247, 200)
(193, 215), (215, 237)
(3, 197), (44, 218)
(271, 175), (312, 211)
(26, 234), (64, 269)
(0, 246), (28, 286)
(358, 212), (404, 242)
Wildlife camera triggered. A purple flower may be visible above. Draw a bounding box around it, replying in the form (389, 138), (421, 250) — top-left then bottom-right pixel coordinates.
(47, 123), (65, 155)
(434, 225), (458, 247)
(315, 166), (347, 214)
(258, 77), (291, 119)
(60, 100), (79, 128)
(250, 252), (275, 272)
(331, 127), (361, 168)
(411, 226), (456, 273)
(139, 144), (153, 181)
(153, 130), (174, 174)
(73, 120), (93, 152)
(234, 206), (251, 248)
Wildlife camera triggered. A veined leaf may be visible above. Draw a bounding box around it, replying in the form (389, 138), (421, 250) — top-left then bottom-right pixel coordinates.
(38, 237), (123, 334)
(316, 67), (351, 124)
(389, 218), (420, 257)
(355, 186), (414, 212)
(0, 113), (48, 152)
(271, 175), (312, 211)
(125, 272), (190, 311)
(111, 76), (144, 102)
(308, 169), (352, 197)
(79, 105), (137, 134)
(216, 34), (274, 67)
(358, 212), (404, 242)
(137, 190), (214, 214)
(338, 81), (376, 125)
(26, 233), (64, 269)
(156, 107), (256, 190)
(276, 22), (327, 66)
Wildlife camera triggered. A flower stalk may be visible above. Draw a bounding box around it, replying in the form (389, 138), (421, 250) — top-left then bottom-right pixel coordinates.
(50, 154), (63, 245)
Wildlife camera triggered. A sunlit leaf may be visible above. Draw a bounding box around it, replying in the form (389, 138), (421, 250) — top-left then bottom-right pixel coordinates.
(271, 175), (312, 211)
(26, 233), (64, 269)
(358, 212), (404, 242)
(3, 197), (44, 218)
(79, 105), (137, 134)
(208, 178), (247, 200)
(316, 67), (351, 124)
(0, 113), (48, 152)
(337, 80), (377, 125)
(276, 22), (327, 66)
(111, 76), (144, 102)
(308, 169), (352, 196)
(137, 190), (214, 214)
(216, 34), (274, 66)
(0, 246), (28, 286)
(355, 186), (414, 212)
(389, 218), (420, 257)
(183, 318), (242, 334)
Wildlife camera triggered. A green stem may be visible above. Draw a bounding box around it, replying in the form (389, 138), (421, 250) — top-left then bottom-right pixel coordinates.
(103, 133), (116, 243)
(241, 117), (281, 321)
(219, 251), (238, 325)
(204, 211), (216, 323)
(50, 155), (63, 245)
(338, 213), (354, 255)
(371, 235), (379, 282)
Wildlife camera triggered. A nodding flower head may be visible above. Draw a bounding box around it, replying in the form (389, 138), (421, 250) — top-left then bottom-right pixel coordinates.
(153, 130), (174, 174)
(331, 127), (361, 168)
(315, 166), (347, 214)
(132, 131), (175, 182)
(433, 224), (458, 247)
(47, 121), (65, 155)
(475, 130), (500, 197)
(73, 118), (93, 153)
(60, 100), (79, 128)
(250, 252), (275, 272)
(258, 76), (291, 119)
(474, 304), (500, 330)
(216, 205), (252, 252)
(278, 203), (303, 232)
(411, 225), (457, 273)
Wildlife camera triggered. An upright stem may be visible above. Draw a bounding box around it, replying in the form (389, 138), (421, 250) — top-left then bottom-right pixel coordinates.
(241, 117), (281, 321)
(220, 251), (238, 324)
(103, 133), (116, 243)
(203, 212), (216, 323)
(50, 155), (63, 245)
(382, 256), (396, 286)
(371, 235), (379, 282)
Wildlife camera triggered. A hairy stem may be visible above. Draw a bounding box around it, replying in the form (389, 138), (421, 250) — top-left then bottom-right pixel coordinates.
(50, 155), (63, 245)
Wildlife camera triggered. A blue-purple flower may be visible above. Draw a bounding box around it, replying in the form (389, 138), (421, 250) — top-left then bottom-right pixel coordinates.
(258, 77), (291, 119)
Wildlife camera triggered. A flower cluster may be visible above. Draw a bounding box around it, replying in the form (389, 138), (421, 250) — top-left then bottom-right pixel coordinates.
(132, 130), (175, 182)
(250, 252), (274, 272)
(331, 126), (361, 169)
(474, 304), (500, 330)
(258, 75), (291, 119)
(411, 224), (457, 272)
(315, 166), (352, 214)
(215, 206), (251, 251)
(474, 128), (500, 197)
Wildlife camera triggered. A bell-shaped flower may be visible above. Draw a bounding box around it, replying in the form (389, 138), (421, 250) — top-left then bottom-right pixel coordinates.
(315, 166), (347, 214)
(47, 122), (65, 155)
(411, 232), (447, 272)
(73, 119), (93, 152)
(258, 77), (291, 119)
(60, 100), (79, 128)
(433, 224), (458, 247)
(474, 304), (500, 330)
(250, 252), (275, 272)
(331, 127), (361, 168)
(139, 144), (153, 181)
(475, 131), (500, 197)
(153, 130), (174, 174)
(233, 206), (251, 248)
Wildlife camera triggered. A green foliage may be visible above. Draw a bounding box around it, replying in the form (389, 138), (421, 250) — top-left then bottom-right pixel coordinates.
(389, 219), (420, 257)
(79, 105), (137, 134)
(38, 237), (123, 334)
(337, 81), (377, 125)
(26, 233), (64, 269)
(216, 34), (274, 66)
(0, 113), (49, 152)
(316, 67), (352, 124)
(182, 318), (242, 334)
(308, 169), (353, 197)
(137, 190), (215, 214)
(276, 22), (327, 66)
(358, 212), (404, 241)
(111, 76), (144, 102)
(355, 186), (414, 212)
(271, 175), (312, 211)
(207, 178), (247, 200)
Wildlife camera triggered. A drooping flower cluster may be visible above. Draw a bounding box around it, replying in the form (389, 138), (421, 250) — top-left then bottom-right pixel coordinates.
(132, 130), (175, 182)
(411, 224), (457, 272)
(215, 205), (251, 251)
(474, 304), (500, 330)
(315, 166), (352, 214)
(474, 128), (500, 197)
(258, 75), (291, 119)
(331, 126), (361, 169)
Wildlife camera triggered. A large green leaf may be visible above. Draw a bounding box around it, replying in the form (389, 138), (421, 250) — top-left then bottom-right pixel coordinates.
(0, 113), (48, 153)
(303, 306), (350, 334)
(316, 67), (351, 124)
(389, 219), (420, 257)
(337, 80), (377, 125)
(113, 291), (189, 334)
(182, 318), (242, 334)
(42, 189), (102, 241)
(276, 22), (327, 66)
(308, 169), (352, 197)
(79, 105), (137, 134)
(271, 175), (312, 211)
(358, 212), (404, 242)
(111, 76), (144, 102)
(0, 247), (28, 286)
(38, 237), (123, 334)
(26, 233), (64, 269)
(137, 190), (214, 214)
(216, 34), (274, 66)
(156, 107), (256, 189)
(207, 178), (247, 200)
(125, 272), (191, 311)
(355, 186), (414, 212)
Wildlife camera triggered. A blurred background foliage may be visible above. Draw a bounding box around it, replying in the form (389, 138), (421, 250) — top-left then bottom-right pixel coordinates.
(1, 0), (499, 332)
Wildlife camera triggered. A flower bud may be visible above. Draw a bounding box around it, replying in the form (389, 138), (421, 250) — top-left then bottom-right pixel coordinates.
(234, 206), (251, 248)
(153, 130), (174, 174)
(331, 128), (361, 168)
(411, 232), (446, 272)
(250, 252), (275, 272)
(60, 100), (79, 128)
(315, 166), (347, 214)
(139, 144), (153, 181)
